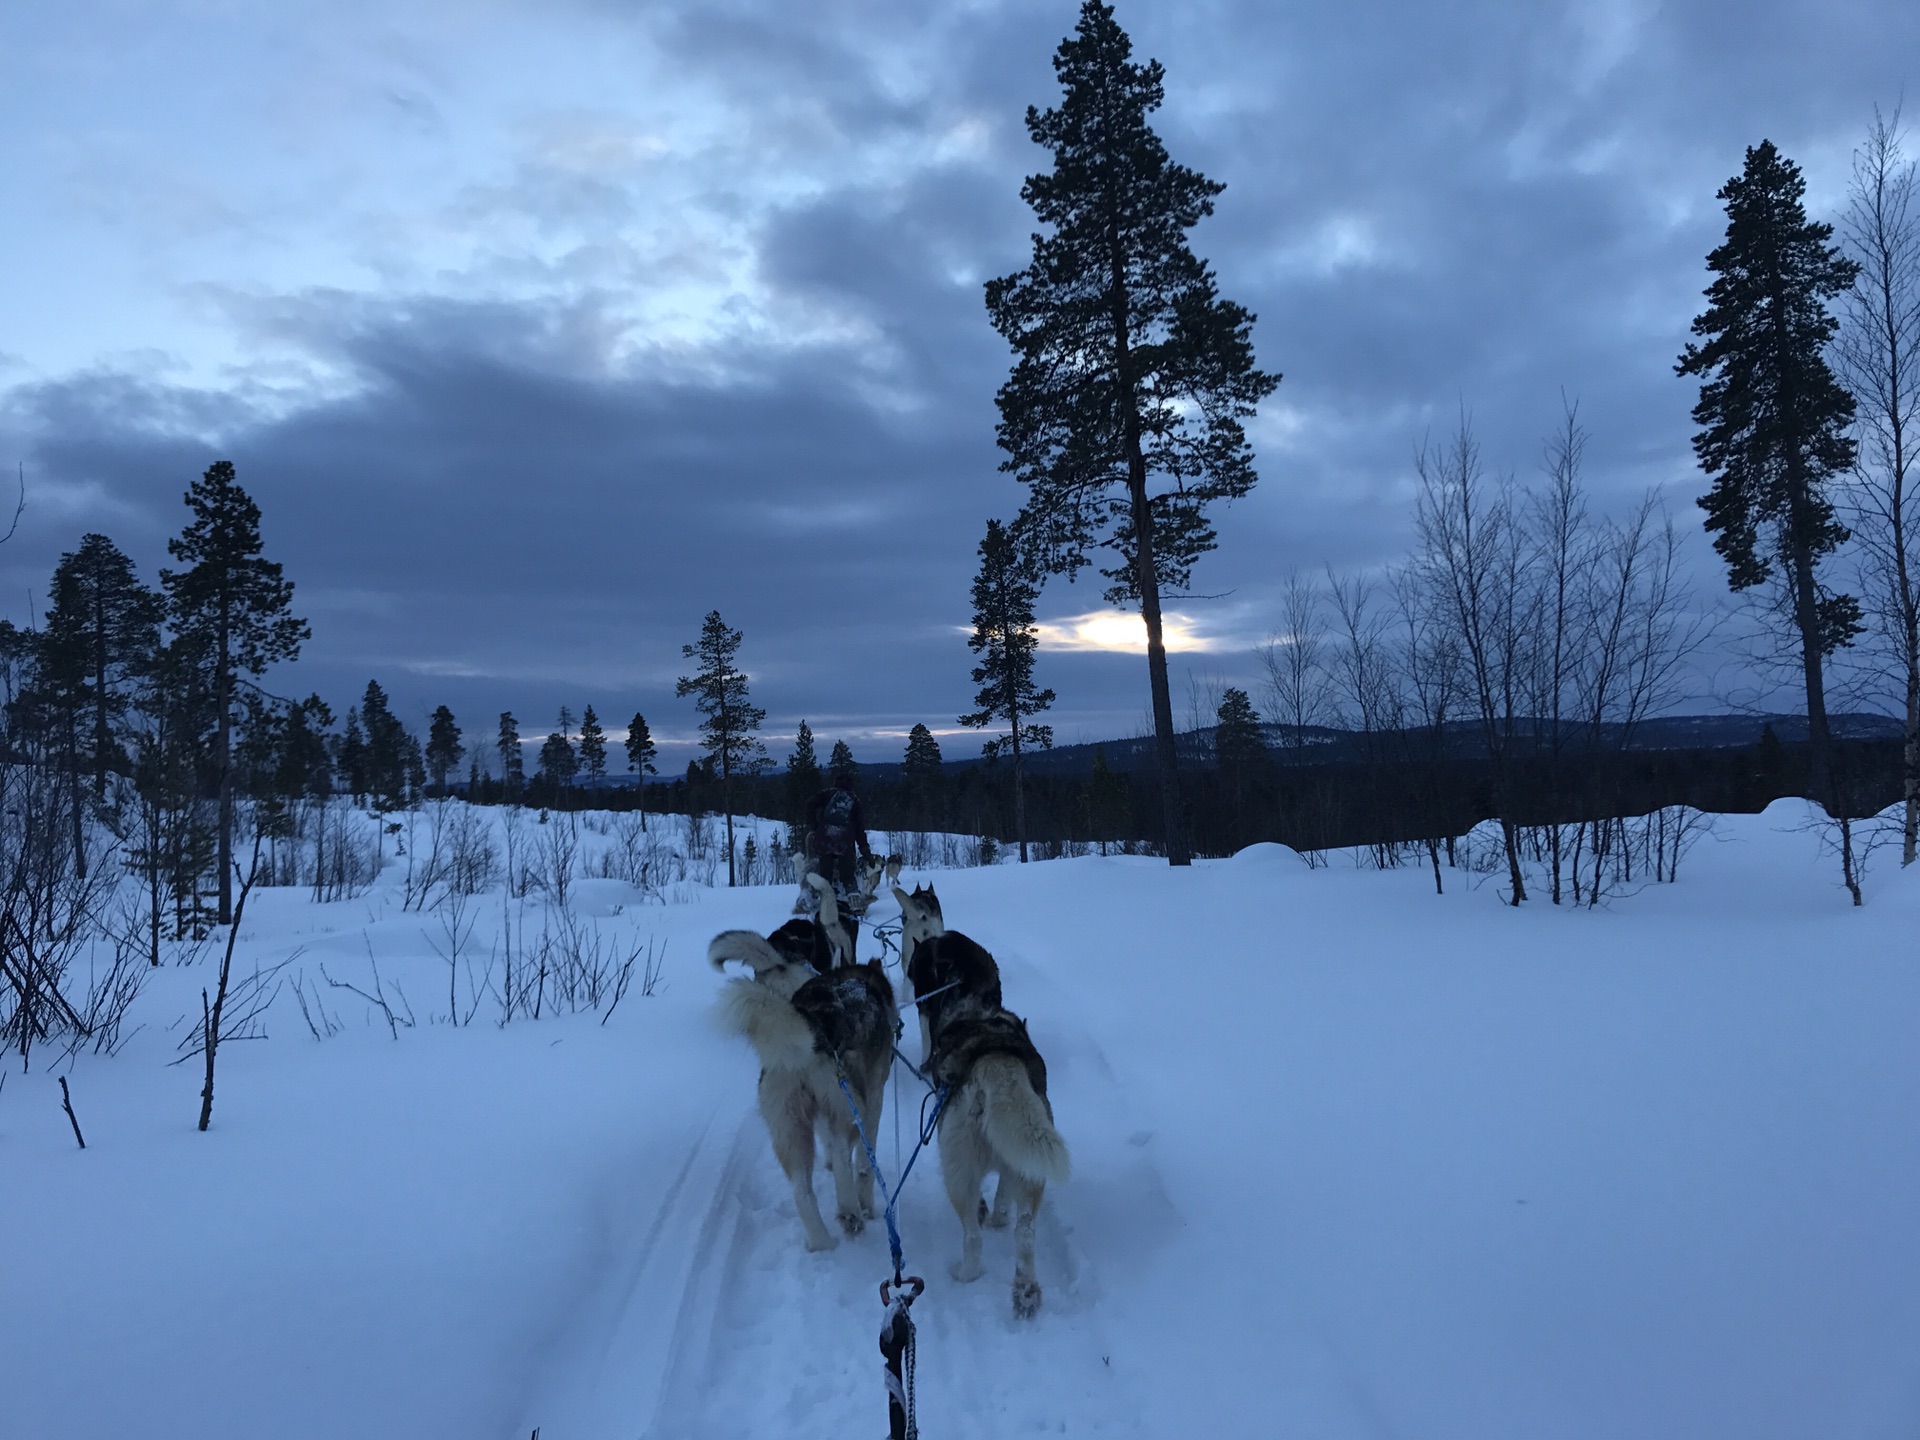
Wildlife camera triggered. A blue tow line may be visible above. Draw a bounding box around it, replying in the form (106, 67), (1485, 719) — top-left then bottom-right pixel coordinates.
(836, 1061), (949, 1282)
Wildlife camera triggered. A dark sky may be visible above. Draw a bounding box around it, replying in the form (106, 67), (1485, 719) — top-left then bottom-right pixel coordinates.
(2, 0), (1914, 770)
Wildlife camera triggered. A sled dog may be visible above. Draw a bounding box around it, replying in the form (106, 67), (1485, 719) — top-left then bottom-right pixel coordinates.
(893, 884), (1003, 1063)
(709, 929), (898, 1252)
(928, 994), (1069, 1318)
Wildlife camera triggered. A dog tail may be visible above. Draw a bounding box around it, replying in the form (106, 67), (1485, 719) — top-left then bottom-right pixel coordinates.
(712, 978), (817, 1070)
(974, 1055), (1071, 1184)
(708, 929), (785, 975)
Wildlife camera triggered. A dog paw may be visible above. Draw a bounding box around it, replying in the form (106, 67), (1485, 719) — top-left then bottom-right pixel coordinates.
(803, 1229), (839, 1253)
(948, 1258), (983, 1283)
(838, 1209), (867, 1237)
(1012, 1277), (1042, 1319)
(983, 1205), (1011, 1231)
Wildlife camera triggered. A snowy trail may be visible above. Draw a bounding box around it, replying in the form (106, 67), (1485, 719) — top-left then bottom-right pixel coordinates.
(16, 810), (1920, 1440)
(636, 1010), (1151, 1438)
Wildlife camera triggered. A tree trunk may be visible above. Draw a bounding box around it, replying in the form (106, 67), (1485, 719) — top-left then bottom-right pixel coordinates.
(1906, 658), (1919, 866)
(216, 619), (233, 926)
(1112, 221), (1188, 866)
(1128, 468), (1189, 866)
(1010, 704), (1027, 864)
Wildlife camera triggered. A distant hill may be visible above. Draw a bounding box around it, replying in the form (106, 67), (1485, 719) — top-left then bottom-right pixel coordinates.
(844, 711), (1904, 781)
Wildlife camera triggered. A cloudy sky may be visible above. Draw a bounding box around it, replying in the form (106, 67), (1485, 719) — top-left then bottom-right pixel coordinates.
(1, 0), (1914, 769)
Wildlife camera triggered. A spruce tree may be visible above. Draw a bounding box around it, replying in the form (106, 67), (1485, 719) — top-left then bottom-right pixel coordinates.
(425, 705), (464, 794)
(676, 610), (766, 886)
(986, 0), (1279, 866)
(1677, 140), (1861, 839)
(497, 711), (525, 798)
(959, 518), (1055, 862)
(625, 712), (658, 828)
(577, 705), (608, 790)
(160, 460), (308, 920)
(902, 722), (945, 828)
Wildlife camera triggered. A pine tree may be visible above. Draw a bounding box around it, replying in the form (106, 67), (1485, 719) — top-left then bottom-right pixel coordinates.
(986, 1), (1279, 866)
(160, 460), (309, 920)
(1677, 140), (1861, 862)
(33, 563), (94, 875)
(959, 519), (1055, 862)
(425, 705), (464, 794)
(1087, 745), (1129, 854)
(902, 722), (945, 827)
(625, 712), (658, 828)
(785, 719), (822, 829)
(358, 681), (409, 812)
(539, 727), (578, 792)
(1213, 685), (1266, 838)
(676, 611), (766, 887)
(497, 711), (525, 798)
(577, 705), (608, 789)
(39, 533), (161, 797)
(827, 738), (858, 784)
(277, 696), (334, 802)
(127, 639), (219, 948)
(339, 709), (367, 801)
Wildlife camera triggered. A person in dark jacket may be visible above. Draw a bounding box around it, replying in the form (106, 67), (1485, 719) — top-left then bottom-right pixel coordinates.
(798, 768), (873, 945)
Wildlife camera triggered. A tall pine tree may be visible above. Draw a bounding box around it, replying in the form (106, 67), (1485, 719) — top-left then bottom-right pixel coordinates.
(1677, 140), (1861, 880)
(960, 519), (1055, 862)
(160, 460), (308, 921)
(902, 722), (945, 829)
(786, 720), (821, 828)
(40, 533), (161, 797)
(676, 611), (766, 886)
(986, 0), (1278, 866)
(425, 705), (464, 794)
(827, 738), (858, 784)
(577, 705), (608, 789)
(539, 724), (579, 792)
(625, 712), (657, 828)
(1212, 685), (1266, 842)
(497, 711), (525, 799)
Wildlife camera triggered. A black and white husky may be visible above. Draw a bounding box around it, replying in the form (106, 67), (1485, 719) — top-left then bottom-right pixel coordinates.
(709, 928), (898, 1252)
(927, 994), (1070, 1318)
(892, 883), (1003, 1063)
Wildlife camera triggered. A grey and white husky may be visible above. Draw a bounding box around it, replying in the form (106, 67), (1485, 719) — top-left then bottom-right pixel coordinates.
(927, 993), (1070, 1318)
(709, 928), (897, 1252)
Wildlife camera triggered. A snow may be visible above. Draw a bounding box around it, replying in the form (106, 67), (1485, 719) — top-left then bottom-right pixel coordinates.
(4, 801), (1919, 1437)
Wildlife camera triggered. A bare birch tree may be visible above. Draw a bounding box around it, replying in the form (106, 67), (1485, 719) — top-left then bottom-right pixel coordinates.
(1837, 106), (1920, 863)
(1414, 416), (1535, 903)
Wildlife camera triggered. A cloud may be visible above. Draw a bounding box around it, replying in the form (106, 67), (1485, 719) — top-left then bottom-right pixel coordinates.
(2, 0), (1914, 752)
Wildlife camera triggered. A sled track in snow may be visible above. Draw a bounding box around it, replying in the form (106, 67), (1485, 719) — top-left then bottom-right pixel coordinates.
(635, 1044), (1150, 1437)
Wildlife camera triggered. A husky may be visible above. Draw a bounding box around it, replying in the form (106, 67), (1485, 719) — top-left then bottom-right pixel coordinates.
(709, 929), (898, 1252)
(893, 884), (1003, 1063)
(792, 853), (901, 958)
(927, 995), (1070, 1318)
